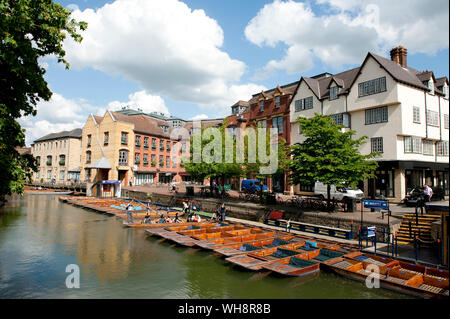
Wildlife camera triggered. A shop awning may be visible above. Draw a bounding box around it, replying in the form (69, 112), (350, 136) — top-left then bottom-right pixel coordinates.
(87, 157), (111, 169)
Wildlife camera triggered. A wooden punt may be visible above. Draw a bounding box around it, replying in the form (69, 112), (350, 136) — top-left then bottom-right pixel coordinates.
(195, 231), (277, 250)
(390, 261), (449, 281)
(164, 225), (248, 247)
(213, 236), (295, 257)
(225, 243), (310, 271)
(323, 257), (449, 299)
(123, 220), (200, 228)
(262, 256), (320, 277)
(344, 251), (399, 275)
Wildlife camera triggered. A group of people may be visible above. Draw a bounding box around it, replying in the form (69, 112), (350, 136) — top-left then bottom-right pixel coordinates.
(209, 203), (226, 222)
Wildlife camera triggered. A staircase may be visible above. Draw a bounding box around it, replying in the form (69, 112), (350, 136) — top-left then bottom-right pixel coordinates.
(395, 213), (441, 247)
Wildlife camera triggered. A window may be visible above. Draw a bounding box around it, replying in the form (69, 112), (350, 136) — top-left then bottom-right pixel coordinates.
(159, 155), (164, 167)
(232, 106), (238, 115)
(59, 170), (65, 180)
(272, 116), (283, 134)
(144, 137), (149, 149)
(151, 154), (156, 167)
(166, 141), (171, 152)
(294, 97), (313, 112)
(104, 132), (109, 145)
(298, 125), (302, 134)
(181, 142), (186, 154)
(371, 137), (383, 153)
(59, 155), (65, 166)
(86, 151), (91, 164)
(423, 140), (434, 156)
(135, 135), (141, 147)
(64, 140), (66, 148)
(444, 114), (449, 129)
(166, 156), (170, 168)
(160, 140), (164, 151)
(436, 141), (449, 156)
(259, 100), (264, 112)
(47, 170), (52, 179)
(275, 96), (280, 108)
(329, 86), (338, 100)
(47, 156), (52, 166)
(152, 138), (156, 150)
(119, 150), (128, 166)
(413, 107), (420, 124)
(331, 113), (350, 127)
(135, 153), (140, 165)
(428, 80), (435, 95)
(404, 136), (422, 154)
(121, 132), (128, 145)
(36, 156), (40, 166)
(87, 134), (91, 147)
(36, 171), (40, 179)
(143, 154), (148, 166)
(172, 157), (177, 168)
(426, 110), (439, 127)
(365, 107), (388, 125)
(257, 120), (266, 129)
(358, 77), (386, 97)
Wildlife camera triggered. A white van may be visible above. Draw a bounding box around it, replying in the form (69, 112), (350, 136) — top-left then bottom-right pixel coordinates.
(314, 182), (364, 201)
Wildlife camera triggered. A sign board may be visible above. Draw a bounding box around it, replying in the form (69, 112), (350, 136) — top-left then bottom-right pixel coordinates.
(363, 199), (389, 210)
(367, 226), (376, 238)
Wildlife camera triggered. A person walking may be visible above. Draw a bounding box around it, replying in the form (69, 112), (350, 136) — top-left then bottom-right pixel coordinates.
(220, 203), (226, 222)
(424, 184), (433, 202)
(286, 219), (291, 233)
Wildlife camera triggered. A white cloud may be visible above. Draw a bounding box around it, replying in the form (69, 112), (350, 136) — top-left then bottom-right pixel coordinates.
(245, 0), (449, 77)
(63, 0), (261, 110)
(190, 114), (209, 121)
(108, 90), (169, 115)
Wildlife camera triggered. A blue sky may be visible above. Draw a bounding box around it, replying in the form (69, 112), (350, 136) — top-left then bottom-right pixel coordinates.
(21, 0), (449, 145)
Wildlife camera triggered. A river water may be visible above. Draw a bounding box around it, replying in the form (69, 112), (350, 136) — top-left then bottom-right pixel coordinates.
(0, 194), (409, 299)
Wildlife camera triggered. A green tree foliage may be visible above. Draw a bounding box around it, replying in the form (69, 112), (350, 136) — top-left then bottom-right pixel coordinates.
(288, 114), (379, 206)
(0, 0), (87, 202)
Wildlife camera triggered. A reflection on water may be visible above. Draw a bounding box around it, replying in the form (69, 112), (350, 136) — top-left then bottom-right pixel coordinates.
(0, 194), (410, 299)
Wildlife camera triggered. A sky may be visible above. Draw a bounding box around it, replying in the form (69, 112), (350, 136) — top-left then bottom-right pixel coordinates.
(20, 0), (449, 146)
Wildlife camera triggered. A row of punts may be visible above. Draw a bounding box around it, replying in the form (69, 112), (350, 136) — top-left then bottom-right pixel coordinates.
(59, 196), (449, 299)
(144, 221), (449, 299)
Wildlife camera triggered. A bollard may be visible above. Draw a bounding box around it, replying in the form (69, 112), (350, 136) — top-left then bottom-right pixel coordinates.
(358, 227), (362, 250)
(374, 232), (377, 254)
(414, 236), (418, 261)
(350, 220), (353, 239)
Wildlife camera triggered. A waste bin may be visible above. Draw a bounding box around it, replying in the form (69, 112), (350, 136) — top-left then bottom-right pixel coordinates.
(346, 198), (356, 212)
(186, 186), (194, 196)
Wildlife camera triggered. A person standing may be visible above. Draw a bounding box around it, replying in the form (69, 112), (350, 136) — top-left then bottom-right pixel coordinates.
(424, 184), (433, 202)
(126, 201), (134, 224)
(220, 203), (226, 222)
(286, 219), (291, 233)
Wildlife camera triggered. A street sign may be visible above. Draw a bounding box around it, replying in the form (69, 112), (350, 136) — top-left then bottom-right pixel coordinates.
(367, 226), (376, 238)
(363, 199), (389, 210)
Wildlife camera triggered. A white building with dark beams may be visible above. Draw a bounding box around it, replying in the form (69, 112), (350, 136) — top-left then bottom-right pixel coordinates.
(290, 46), (449, 202)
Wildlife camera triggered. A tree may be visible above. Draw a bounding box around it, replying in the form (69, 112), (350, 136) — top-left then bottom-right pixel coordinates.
(288, 114), (379, 209)
(0, 0), (87, 203)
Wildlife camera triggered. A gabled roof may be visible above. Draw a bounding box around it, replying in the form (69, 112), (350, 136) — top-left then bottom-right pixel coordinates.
(435, 76), (449, 88)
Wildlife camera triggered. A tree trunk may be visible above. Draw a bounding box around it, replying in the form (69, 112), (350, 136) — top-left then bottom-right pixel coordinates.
(327, 184), (331, 211)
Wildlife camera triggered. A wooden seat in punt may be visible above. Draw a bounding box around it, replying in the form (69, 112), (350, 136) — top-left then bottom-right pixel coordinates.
(144, 222), (217, 237)
(213, 236), (295, 257)
(323, 257), (449, 299)
(343, 251), (399, 275)
(225, 243), (313, 271)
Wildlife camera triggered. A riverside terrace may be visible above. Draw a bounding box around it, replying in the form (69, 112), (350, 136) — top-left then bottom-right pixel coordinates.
(56, 195), (449, 298)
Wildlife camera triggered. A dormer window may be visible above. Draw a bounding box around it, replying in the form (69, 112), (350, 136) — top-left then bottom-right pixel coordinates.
(428, 80), (434, 95)
(443, 85), (449, 99)
(329, 87), (338, 100)
(275, 96), (280, 108)
(259, 100), (264, 112)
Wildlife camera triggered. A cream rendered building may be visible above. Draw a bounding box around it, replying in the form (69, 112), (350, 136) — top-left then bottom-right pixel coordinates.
(290, 47), (449, 202)
(31, 128), (82, 184)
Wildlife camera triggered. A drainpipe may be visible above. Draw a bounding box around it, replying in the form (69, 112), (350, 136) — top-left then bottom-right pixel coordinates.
(424, 91), (428, 139)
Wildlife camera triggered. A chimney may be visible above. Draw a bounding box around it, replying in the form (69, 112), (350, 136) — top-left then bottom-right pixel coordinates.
(390, 46), (407, 68)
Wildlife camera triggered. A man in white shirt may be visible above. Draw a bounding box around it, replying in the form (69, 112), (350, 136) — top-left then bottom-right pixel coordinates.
(423, 184), (433, 202)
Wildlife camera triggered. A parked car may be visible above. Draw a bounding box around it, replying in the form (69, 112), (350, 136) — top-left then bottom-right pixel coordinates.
(314, 182), (364, 202)
(402, 186), (445, 207)
(241, 179), (268, 193)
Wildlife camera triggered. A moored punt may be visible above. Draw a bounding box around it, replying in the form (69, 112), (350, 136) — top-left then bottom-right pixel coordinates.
(344, 252), (399, 275)
(213, 236), (294, 257)
(262, 256), (320, 277)
(195, 231), (278, 250)
(123, 220), (197, 228)
(390, 261), (449, 281)
(323, 257), (449, 299)
(225, 244), (309, 271)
